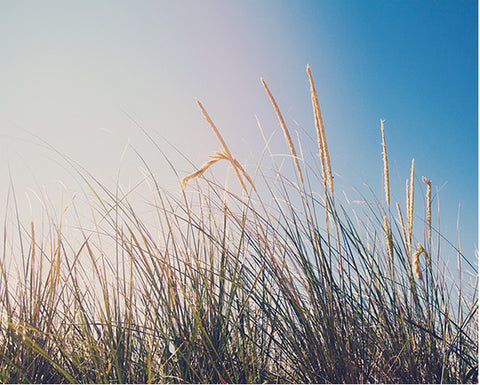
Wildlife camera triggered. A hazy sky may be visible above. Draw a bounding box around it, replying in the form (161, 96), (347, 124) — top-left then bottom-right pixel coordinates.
(0, 1), (477, 264)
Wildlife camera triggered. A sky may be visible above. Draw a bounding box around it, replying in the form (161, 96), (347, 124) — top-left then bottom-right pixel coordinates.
(0, 1), (477, 268)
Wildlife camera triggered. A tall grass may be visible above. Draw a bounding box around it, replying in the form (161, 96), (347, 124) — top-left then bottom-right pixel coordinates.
(0, 66), (477, 383)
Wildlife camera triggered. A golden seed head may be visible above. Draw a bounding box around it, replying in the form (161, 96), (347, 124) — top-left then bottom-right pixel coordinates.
(413, 249), (423, 281)
(185, 100), (255, 193)
(307, 65), (333, 194)
(407, 159), (415, 249)
(381, 119), (390, 207)
(422, 177), (432, 245)
(384, 215), (393, 260)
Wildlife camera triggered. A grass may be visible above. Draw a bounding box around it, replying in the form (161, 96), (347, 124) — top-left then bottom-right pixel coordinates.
(0, 66), (477, 383)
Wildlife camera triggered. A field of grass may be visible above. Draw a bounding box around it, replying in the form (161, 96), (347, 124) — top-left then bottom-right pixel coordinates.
(0, 66), (477, 383)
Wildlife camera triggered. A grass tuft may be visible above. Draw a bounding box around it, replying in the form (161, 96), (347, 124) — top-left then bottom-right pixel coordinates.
(0, 66), (476, 383)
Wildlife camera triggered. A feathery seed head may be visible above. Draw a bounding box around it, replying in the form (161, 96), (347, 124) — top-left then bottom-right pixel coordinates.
(307, 65), (334, 194)
(413, 249), (423, 281)
(384, 215), (393, 260)
(381, 119), (390, 207)
(407, 158), (415, 252)
(422, 177), (432, 245)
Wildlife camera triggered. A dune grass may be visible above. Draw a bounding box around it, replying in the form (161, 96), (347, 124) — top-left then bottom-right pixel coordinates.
(0, 66), (477, 383)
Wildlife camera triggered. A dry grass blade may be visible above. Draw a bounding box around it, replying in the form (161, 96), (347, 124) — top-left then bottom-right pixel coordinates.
(306, 65), (333, 194)
(195, 99), (233, 159)
(261, 78), (304, 187)
(396, 201), (408, 257)
(191, 99), (255, 193)
(229, 156), (255, 193)
(181, 152), (228, 189)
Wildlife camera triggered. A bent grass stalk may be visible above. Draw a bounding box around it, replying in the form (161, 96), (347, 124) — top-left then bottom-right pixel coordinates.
(261, 78), (304, 187)
(181, 99), (255, 193)
(181, 151), (228, 189)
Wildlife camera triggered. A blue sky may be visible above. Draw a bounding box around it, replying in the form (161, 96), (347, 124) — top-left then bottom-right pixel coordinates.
(0, 1), (477, 265)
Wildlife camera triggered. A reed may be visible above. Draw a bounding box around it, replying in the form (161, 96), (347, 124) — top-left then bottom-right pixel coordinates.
(306, 64), (333, 194)
(306, 64), (336, 250)
(0, 67), (476, 384)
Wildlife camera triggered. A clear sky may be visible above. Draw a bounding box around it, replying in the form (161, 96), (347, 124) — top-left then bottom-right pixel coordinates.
(0, 1), (477, 266)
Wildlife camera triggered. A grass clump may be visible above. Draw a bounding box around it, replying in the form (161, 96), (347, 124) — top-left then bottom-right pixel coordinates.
(0, 66), (477, 383)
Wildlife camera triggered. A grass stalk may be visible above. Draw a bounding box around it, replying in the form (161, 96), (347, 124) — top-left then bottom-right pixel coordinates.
(261, 78), (305, 187)
(0, 67), (476, 384)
